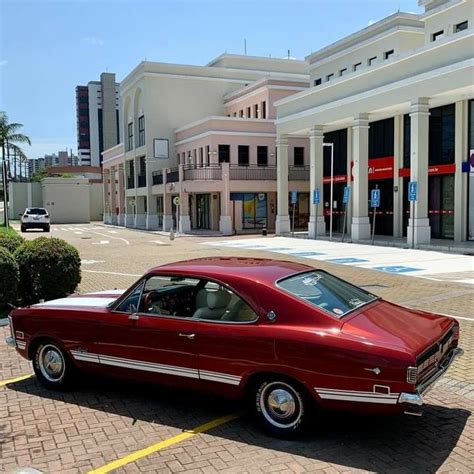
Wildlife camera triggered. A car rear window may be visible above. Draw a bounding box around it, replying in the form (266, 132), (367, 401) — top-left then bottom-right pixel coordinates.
(26, 208), (47, 215)
(277, 271), (378, 319)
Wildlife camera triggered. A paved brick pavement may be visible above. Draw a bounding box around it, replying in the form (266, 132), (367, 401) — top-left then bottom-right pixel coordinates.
(1, 223), (472, 473)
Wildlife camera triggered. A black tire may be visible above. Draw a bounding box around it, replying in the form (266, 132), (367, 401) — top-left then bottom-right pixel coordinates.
(32, 340), (74, 390)
(21, 225), (26, 233)
(44, 225), (50, 232)
(254, 378), (312, 438)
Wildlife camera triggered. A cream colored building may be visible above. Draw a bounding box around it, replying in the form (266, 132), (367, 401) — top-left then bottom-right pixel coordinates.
(275, 0), (474, 244)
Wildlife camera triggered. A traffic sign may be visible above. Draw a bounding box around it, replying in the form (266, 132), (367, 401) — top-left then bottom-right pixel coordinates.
(291, 191), (297, 205)
(342, 186), (350, 204)
(173, 196), (181, 206)
(313, 188), (320, 205)
(370, 188), (380, 208)
(408, 181), (417, 201)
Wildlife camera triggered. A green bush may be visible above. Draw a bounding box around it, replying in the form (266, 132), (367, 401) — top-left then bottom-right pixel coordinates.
(0, 247), (19, 308)
(0, 233), (25, 253)
(15, 237), (81, 304)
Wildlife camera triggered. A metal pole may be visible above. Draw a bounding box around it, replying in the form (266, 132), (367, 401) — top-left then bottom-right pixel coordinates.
(329, 143), (334, 241)
(342, 203), (347, 242)
(315, 202), (319, 240)
(291, 201), (296, 237)
(411, 201), (415, 249)
(372, 204), (376, 245)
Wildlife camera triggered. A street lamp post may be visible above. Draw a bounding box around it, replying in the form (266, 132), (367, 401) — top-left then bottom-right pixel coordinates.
(323, 142), (334, 241)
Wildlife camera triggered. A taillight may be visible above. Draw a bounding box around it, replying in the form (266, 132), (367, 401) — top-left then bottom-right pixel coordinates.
(407, 366), (418, 384)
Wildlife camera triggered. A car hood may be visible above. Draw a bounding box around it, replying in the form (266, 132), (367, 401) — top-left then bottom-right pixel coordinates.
(342, 300), (454, 355)
(32, 289), (126, 309)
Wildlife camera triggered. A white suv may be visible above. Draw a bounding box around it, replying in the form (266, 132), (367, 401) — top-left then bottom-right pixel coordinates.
(20, 207), (50, 232)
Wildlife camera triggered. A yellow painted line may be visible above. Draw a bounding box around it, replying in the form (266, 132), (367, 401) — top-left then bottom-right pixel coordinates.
(88, 412), (241, 474)
(0, 374), (33, 387)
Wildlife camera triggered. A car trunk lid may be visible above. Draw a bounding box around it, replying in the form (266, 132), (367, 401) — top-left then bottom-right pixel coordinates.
(341, 300), (454, 355)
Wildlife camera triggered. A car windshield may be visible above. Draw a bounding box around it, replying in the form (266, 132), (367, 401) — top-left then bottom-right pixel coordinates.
(277, 270), (378, 319)
(26, 208), (47, 215)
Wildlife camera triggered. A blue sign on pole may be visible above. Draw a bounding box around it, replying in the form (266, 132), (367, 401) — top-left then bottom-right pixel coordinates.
(313, 188), (320, 205)
(408, 181), (417, 202)
(371, 189), (380, 208)
(342, 186), (350, 204)
(291, 191), (298, 204)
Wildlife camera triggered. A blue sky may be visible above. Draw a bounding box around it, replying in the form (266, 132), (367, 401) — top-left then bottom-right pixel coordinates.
(1, 0), (422, 159)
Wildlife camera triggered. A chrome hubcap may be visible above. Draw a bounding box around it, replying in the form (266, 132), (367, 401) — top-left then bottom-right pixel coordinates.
(38, 345), (65, 382)
(267, 389), (296, 419)
(260, 382), (303, 429)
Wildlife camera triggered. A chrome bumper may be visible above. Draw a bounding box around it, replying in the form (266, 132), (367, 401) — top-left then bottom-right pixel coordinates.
(399, 347), (464, 415)
(5, 336), (16, 348)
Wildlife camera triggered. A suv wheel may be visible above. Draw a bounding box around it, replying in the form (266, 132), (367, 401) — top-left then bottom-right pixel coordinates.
(21, 225), (26, 232)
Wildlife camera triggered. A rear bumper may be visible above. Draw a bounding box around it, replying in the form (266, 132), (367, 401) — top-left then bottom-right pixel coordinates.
(400, 347), (463, 415)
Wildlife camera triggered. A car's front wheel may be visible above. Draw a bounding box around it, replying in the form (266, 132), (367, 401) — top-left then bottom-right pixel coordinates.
(20, 225), (26, 233)
(33, 341), (74, 390)
(254, 379), (311, 437)
(44, 225), (50, 232)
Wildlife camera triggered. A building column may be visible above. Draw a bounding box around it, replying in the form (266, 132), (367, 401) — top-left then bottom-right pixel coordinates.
(219, 162), (232, 235)
(135, 196), (146, 228)
(351, 114), (371, 241)
(162, 171), (173, 231)
(393, 115), (404, 238)
(407, 98), (431, 246)
(276, 134), (290, 234)
(145, 158), (159, 230)
(179, 164), (191, 233)
(110, 168), (117, 225)
(308, 126), (326, 238)
(117, 164), (125, 226)
(102, 169), (110, 224)
(345, 126), (353, 237)
(454, 100), (468, 242)
(125, 197), (134, 227)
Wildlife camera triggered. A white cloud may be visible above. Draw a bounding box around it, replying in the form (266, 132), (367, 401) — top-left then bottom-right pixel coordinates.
(0, 60), (7, 67)
(82, 36), (105, 47)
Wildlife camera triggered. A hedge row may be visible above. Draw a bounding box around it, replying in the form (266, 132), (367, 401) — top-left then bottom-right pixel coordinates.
(0, 236), (81, 308)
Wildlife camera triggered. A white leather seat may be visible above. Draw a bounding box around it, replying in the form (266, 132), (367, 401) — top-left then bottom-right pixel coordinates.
(192, 290), (231, 320)
(195, 288), (209, 309)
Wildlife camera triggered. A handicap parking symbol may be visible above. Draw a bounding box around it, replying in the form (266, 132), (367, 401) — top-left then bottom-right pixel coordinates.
(327, 257), (368, 264)
(374, 265), (422, 273)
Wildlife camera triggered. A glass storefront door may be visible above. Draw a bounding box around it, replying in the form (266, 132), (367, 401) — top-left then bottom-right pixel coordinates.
(243, 193), (267, 229)
(196, 194), (211, 229)
(323, 183), (346, 233)
(429, 175), (454, 239)
(288, 192), (309, 230)
(368, 179), (394, 236)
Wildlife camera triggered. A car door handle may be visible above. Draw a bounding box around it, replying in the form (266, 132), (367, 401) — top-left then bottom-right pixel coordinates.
(128, 313), (140, 321)
(178, 333), (195, 340)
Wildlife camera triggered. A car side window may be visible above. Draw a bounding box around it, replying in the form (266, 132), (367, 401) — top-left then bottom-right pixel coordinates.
(115, 280), (144, 313)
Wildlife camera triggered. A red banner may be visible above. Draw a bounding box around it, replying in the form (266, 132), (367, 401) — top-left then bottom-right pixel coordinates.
(399, 163), (456, 177)
(323, 174), (348, 184)
(368, 156), (394, 180)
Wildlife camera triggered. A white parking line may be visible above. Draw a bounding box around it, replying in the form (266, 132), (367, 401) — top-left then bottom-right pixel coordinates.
(92, 240), (110, 245)
(91, 231), (130, 245)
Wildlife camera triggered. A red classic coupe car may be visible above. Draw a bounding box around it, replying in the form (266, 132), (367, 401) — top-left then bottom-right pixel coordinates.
(6, 257), (463, 436)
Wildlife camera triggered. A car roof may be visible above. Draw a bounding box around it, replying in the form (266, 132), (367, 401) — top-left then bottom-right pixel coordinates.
(150, 257), (313, 286)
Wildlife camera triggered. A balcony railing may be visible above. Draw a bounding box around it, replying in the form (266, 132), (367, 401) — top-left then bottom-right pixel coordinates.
(127, 176), (135, 189)
(152, 170), (163, 185)
(184, 164), (222, 181)
(137, 175), (146, 188)
(166, 168), (179, 183)
(230, 165), (277, 181)
(289, 166), (310, 181)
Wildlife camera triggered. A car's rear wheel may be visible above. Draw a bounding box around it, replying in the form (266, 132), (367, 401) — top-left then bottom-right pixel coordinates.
(44, 225), (50, 232)
(20, 225), (26, 233)
(254, 379), (310, 437)
(33, 341), (74, 390)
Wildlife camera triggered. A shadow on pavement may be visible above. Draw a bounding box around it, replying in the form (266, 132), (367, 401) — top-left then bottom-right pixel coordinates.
(8, 375), (470, 472)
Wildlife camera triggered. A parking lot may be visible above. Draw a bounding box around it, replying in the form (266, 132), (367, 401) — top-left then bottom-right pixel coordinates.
(1, 223), (473, 473)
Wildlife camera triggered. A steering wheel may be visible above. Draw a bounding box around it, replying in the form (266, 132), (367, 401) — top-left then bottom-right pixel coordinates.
(142, 290), (161, 313)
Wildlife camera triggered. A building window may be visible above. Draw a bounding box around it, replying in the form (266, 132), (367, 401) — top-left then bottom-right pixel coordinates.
(403, 114), (411, 168)
(429, 104), (455, 165)
(314, 78), (322, 86)
(454, 20), (468, 33)
(368, 56), (377, 66)
(238, 145), (249, 166)
(254, 104), (259, 118)
(247, 106), (251, 118)
(239, 110), (244, 118)
(369, 118), (394, 159)
(383, 49), (394, 60)
(432, 30), (444, 41)
(326, 73), (334, 81)
(261, 101), (266, 119)
(323, 129), (348, 176)
(218, 144), (230, 163)
(233, 112), (237, 117)
(339, 68), (347, 76)
(127, 122), (133, 151)
(294, 147), (304, 167)
(257, 146), (268, 166)
(138, 115), (145, 147)
(353, 62), (362, 71)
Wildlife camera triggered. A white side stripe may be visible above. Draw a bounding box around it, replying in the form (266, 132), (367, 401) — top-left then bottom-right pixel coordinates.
(315, 387), (400, 404)
(69, 351), (241, 385)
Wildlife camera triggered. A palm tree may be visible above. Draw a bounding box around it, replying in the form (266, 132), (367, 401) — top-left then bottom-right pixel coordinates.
(0, 111), (31, 226)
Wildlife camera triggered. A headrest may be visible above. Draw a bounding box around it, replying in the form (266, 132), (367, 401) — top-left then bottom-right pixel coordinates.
(207, 290), (231, 310)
